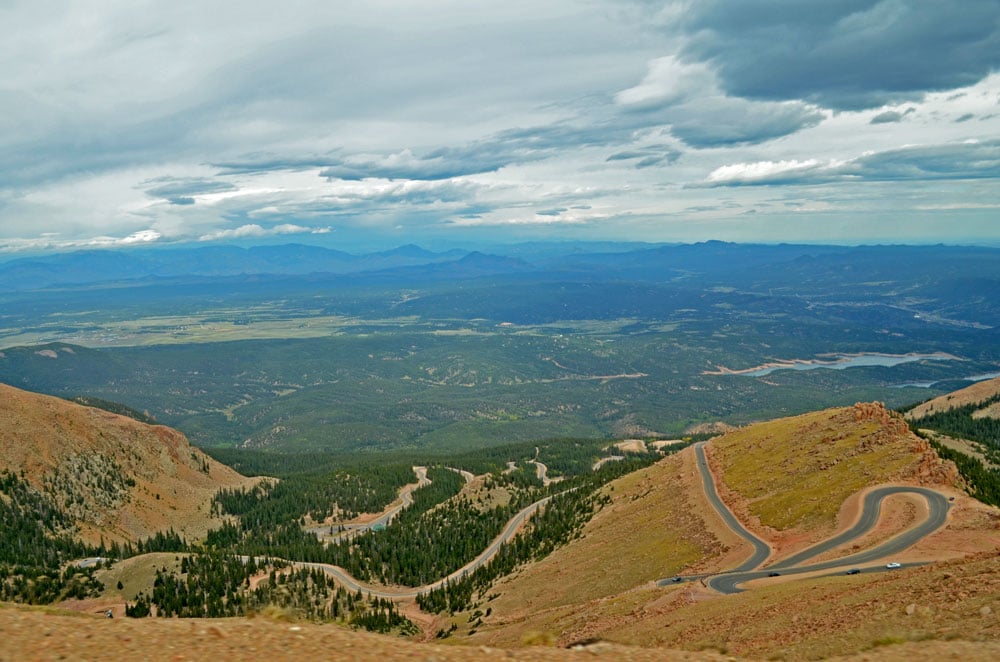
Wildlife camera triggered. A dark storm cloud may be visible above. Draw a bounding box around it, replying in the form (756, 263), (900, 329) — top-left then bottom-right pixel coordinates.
(853, 139), (1000, 180)
(669, 0), (1000, 110)
(612, 55), (825, 147)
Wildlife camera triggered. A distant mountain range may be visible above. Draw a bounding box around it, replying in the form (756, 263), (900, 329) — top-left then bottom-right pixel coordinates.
(0, 243), (467, 291)
(6, 240), (999, 294)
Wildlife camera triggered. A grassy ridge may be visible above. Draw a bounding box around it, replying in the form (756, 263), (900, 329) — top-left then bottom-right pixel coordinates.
(710, 406), (922, 531)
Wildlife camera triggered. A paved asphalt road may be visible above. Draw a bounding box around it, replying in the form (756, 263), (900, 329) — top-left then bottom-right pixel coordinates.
(676, 442), (951, 594)
(709, 486), (950, 593)
(693, 442), (771, 572)
(769, 486), (951, 570)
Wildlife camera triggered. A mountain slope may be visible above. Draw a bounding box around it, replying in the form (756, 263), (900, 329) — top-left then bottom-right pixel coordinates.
(905, 376), (1000, 420)
(707, 402), (958, 550)
(0, 382), (256, 544)
(468, 403), (997, 658)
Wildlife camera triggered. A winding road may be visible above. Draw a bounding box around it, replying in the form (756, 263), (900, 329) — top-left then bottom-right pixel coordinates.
(283, 439), (950, 601)
(694, 443), (771, 572)
(296, 491), (563, 600)
(671, 442), (951, 594)
(304, 466), (430, 542)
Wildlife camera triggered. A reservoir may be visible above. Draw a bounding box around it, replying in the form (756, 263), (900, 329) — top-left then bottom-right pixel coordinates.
(738, 352), (957, 377)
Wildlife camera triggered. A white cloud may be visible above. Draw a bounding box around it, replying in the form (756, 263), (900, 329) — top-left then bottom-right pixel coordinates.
(118, 229), (162, 244)
(704, 159), (829, 185)
(197, 224), (329, 241)
(0, 228), (162, 253)
(614, 56), (709, 108)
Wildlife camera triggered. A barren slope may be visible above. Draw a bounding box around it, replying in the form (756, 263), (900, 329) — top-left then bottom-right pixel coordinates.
(0, 382), (256, 544)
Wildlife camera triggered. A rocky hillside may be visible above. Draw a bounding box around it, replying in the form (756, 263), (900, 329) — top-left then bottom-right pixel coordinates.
(0, 382), (256, 544)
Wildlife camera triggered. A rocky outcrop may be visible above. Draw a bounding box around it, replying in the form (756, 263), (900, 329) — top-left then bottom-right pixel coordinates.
(851, 402), (961, 487)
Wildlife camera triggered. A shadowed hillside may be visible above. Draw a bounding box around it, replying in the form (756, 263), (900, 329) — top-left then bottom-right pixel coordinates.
(0, 382), (257, 544)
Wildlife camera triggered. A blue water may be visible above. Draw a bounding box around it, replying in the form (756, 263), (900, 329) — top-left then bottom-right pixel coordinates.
(965, 371), (1000, 381)
(891, 370), (1000, 389)
(743, 353), (955, 377)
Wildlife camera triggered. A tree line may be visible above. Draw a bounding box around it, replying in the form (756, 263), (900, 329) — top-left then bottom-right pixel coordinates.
(126, 554), (417, 634)
(416, 456), (649, 615)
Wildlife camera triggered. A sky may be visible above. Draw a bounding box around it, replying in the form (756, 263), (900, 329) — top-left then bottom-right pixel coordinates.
(1, 0), (999, 254)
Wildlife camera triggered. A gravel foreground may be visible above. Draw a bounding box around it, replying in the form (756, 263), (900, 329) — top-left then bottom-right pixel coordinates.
(0, 606), (728, 662)
(4, 605), (999, 662)
(7, 605), (1000, 662)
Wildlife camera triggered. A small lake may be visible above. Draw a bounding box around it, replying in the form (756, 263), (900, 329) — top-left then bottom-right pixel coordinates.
(892, 370), (1000, 389)
(740, 352), (957, 377)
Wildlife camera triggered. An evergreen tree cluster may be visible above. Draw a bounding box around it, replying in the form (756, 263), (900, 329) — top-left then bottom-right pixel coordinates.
(126, 556), (417, 634)
(907, 392), (1000, 461)
(0, 471), (103, 603)
(917, 433), (1000, 507)
(325, 484), (521, 586)
(416, 457), (648, 614)
(905, 393), (1000, 507)
(212, 463), (416, 526)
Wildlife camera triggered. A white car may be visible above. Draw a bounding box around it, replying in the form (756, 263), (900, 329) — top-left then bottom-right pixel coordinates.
(886, 562), (901, 569)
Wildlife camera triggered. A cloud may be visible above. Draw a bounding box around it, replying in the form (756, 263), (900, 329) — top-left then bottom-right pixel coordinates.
(701, 159), (832, 187)
(870, 107), (915, 124)
(0, 229), (162, 253)
(198, 223), (328, 241)
(606, 145), (682, 167)
(142, 177), (238, 205)
(616, 56), (824, 147)
(1, 2), (999, 248)
(662, 0), (1000, 110)
(118, 229), (162, 244)
(698, 139), (1000, 187)
(613, 56), (708, 109)
(667, 98), (824, 147)
(315, 119), (649, 181)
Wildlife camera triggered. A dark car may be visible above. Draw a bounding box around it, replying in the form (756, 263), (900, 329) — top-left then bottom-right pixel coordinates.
(768, 572), (781, 577)
(846, 568), (861, 575)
